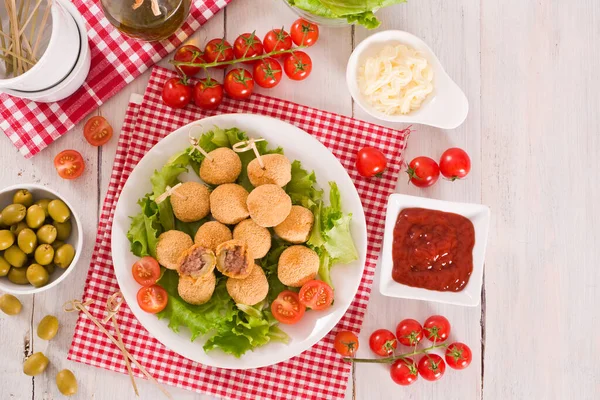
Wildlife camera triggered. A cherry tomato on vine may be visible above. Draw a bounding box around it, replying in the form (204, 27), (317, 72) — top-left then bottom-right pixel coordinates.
(253, 58), (282, 88)
(290, 18), (319, 47)
(368, 329), (397, 356)
(390, 358), (419, 386)
(193, 78), (223, 110)
(54, 150), (85, 180)
(224, 68), (254, 100)
(298, 280), (333, 311)
(137, 285), (168, 314)
(263, 28), (292, 57)
(445, 342), (472, 370)
(173, 45), (205, 76)
(334, 331), (359, 357)
(132, 256), (161, 287)
(271, 290), (305, 324)
(406, 156), (440, 187)
(161, 77), (192, 109)
(396, 318), (424, 346)
(418, 354), (446, 381)
(233, 32), (264, 63)
(204, 38), (233, 68)
(439, 147), (471, 180)
(423, 315), (451, 342)
(83, 116), (113, 146)
(356, 147), (387, 177)
(283, 51), (312, 81)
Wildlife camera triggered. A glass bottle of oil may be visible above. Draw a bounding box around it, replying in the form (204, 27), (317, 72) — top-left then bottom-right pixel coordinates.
(101, 0), (191, 42)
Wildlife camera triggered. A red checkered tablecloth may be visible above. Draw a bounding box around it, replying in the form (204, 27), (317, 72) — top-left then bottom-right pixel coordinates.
(0, 0), (231, 159)
(68, 66), (411, 400)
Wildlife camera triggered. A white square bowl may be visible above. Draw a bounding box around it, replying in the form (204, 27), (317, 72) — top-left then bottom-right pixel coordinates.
(379, 194), (491, 306)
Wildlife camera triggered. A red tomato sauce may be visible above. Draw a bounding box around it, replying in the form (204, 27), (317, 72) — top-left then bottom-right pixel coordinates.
(392, 208), (475, 292)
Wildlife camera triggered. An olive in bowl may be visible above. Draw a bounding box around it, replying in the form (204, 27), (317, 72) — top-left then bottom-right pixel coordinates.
(0, 184), (82, 295)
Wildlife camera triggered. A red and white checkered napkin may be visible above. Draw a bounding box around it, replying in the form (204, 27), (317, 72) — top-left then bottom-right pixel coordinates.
(68, 66), (410, 400)
(0, 0), (231, 159)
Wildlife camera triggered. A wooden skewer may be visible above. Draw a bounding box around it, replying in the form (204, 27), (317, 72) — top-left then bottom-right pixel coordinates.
(0, 46), (36, 64)
(233, 138), (267, 169)
(31, 0), (51, 59)
(8, 0), (23, 75)
(18, 0), (43, 36)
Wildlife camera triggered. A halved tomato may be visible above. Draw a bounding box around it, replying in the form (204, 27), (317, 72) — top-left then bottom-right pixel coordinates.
(137, 285), (168, 314)
(54, 150), (85, 180)
(271, 290), (305, 324)
(83, 116), (113, 146)
(299, 280), (333, 311)
(132, 256), (161, 286)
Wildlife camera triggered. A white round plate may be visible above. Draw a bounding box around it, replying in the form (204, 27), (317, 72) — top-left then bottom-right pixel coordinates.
(112, 114), (367, 369)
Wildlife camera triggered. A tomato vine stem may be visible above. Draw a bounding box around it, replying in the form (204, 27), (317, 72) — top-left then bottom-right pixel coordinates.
(342, 343), (448, 364)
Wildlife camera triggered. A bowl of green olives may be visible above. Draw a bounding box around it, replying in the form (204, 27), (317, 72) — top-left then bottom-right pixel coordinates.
(0, 184), (82, 295)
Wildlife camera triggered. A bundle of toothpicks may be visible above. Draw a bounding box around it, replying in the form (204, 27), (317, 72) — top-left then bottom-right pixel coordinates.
(1, 0), (52, 78)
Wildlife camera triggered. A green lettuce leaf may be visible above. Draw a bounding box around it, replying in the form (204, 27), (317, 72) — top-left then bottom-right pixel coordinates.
(127, 195), (162, 258)
(260, 241), (292, 302)
(286, 160), (323, 208)
(150, 152), (190, 232)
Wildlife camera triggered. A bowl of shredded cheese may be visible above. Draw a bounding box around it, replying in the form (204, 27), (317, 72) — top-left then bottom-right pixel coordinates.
(347, 30), (469, 129)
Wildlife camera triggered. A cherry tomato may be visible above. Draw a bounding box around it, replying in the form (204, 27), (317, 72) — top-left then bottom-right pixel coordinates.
(173, 44), (205, 76)
(224, 68), (254, 100)
(334, 331), (359, 357)
(54, 150), (85, 180)
(406, 156), (440, 187)
(396, 318), (423, 346)
(418, 354), (446, 381)
(136, 285), (168, 314)
(253, 58), (282, 88)
(368, 329), (397, 356)
(161, 77), (192, 109)
(423, 315), (451, 342)
(439, 147), (471, 180)
(356, 147), (387, 177)
(445, 342), (472, 370)
(390, 358), (419, 386)
(83, 116), (113, 147)
(233, 32), (264, 63)
(263, 28), (292, 57)
(132, 256), (161, 287)
(298, 280), (333, 311)
(290, 18), (319, 47)
(283, 51), (312, 81)
(204, 38), (233, 69)
(271, 290), (305, 324)
(193, 78), (223, 110)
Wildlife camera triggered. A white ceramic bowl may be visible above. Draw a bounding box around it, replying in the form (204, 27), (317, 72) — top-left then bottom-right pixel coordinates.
(346, 30), (469, 129)
(0, 184), (83, 295)
(379, 194), (490, 306)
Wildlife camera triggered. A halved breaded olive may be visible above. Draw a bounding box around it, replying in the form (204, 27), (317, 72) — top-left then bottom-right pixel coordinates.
(56, 369), (77, 396)
(44, 263), (56, 275)
(23, 352), (49, 376)
(35, 199), (51, 218)
(48, 200), (70, 223)
(53, 220), (71, 241)
(37, 225), (57, 245)
(10, 221), (28, 236)
(54, 244), (75, 269)
(27, 264), (49, 288)
(37, 315), (59, 340)
(4, 245), (28, 267)
(1, 204), (26, 226)
(26, 205), (46, 229)
(0, 256), (11, 276)
(8, 267), (29, 284)
(0, 294), (22, 315)
(51, 240), (64, 251)
(17, 228), (38, 254)
(0, 229), (15, 250)
(13, 189), (34, 207)
(34, 244), (54, 266)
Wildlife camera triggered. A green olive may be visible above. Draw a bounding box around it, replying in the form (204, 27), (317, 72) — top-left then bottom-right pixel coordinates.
(0, 212), (6, 228)
(1, 204), (26, 225)
(0, 256), (10, 276)
(0, 229), (15, 250)
(44, 263), (56, 275)
(56, 369), (77, 396)
(8, 266), (29, 284)
(13, 189), (34, 207)
(0, 294), (22, 315)
(51, 240), (65, 251)
(10, 221), (28, 236)
(54, 244), (75, 269)
(36, 225), (57, 245)
(37, 315), (59, 340)
(34, 244), (54, 266)
(53, 220), (72, 241)
(35, 199), (52, 218)
(26, 264), (49, 288)
(17, 228), (38, 255)
(25, 205), (46, 229)
(48, 200), (70, 223)
(4, 245), (28, 267)
(23, 352), (49, 376)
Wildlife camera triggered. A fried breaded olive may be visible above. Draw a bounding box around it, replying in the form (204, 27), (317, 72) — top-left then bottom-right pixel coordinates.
(26, 205), (46, 229)
(10, 221), (28, 236)
(35, 199), (51, 218)
(209, 184), (250, 225)
(177, 273), (216, 305)
(215, 240), (254, 279)
(53, 244), (75, 268)
(27, 264), (49, 288)
(4, 245), (28, 267)
(13, 189), (33, 207)
(233, 219), (271, 259)
(2, 204), (26, 225)
(37, 225), (57, 245)
(177, 244), (216, 278)
(199, 147), (242, 185)
(226, 264), (269, 306)
(56, 369), (77, 396)
(34, 244), (54, 266)
(247, 184), (292, 227)
(48, 199), (70, 223)
(53, 220), (71, 241)
(0, 229), (15, 250)
(18, 228), (38, 254)
(37, 315), (59, 340)
(247, 154), (292, 187)
(8, 267), (29, 284)
(156, 230), (193, 270)
(194, 221), (232, 252)
(273, 205), (315, 244)
(23, 352), (49, 376)
(0, 294), (22, 315)
(0, 256), (10, 276)
(170, 182), (211, 222)
(277, 245), (320, 287)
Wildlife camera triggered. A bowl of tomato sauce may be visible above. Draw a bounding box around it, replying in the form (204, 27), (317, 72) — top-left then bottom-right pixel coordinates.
(379, 194), (490, 306)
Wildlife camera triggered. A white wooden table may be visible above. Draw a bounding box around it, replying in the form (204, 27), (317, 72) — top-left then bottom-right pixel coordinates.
(1, 0), (599, 399)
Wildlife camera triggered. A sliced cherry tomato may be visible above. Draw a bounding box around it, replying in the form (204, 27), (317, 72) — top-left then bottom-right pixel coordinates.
(132, 256), (161, 286)
(136, 284), (168, 314)
(423, 315), (451, 342)
(224, 68), (254, 100)
(204, 38), (233, 69)
(396, 318), (423, 346)
(290, 18), (319, 47)
(445, 342), (472, 370)
(83, 116), (113, 147)
(369, 329), (397, 356)
(283, 51), (312, 81)
(334, 330), (359, 356)
(161, 77), (192, 109)
(390, 358), (419, 386)
(418, 354), (446, 381)
(54, 150), (85, 180)
(271, 290), (305, 324)
(263, 28), (292, 57)
(173, 44), (205, 76)
(253, 58), (282, 89)
(439, 147), (471, 180)
(233, 32), (264, 64)
(298, 280), (334, 311)
(406, 156), (440, 187)
(356, 147), (387, 177)
(193, 78), (223, 110)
